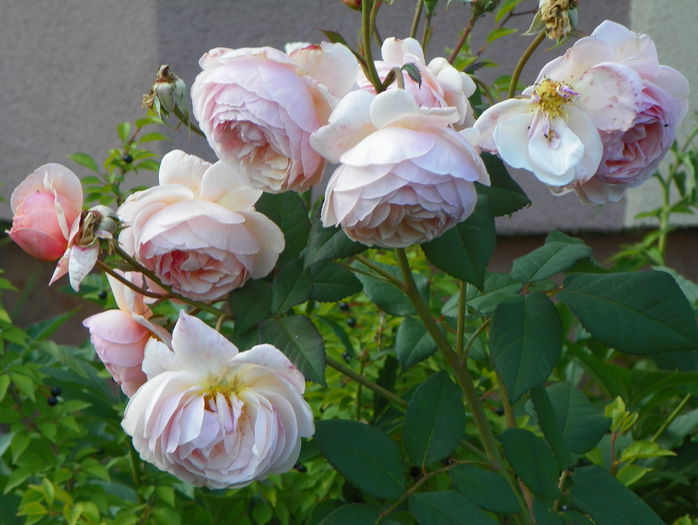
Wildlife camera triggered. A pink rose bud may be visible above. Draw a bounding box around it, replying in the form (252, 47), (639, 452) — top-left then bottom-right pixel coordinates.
(343, 0), (361, 10)
(8, 164), (83, 261)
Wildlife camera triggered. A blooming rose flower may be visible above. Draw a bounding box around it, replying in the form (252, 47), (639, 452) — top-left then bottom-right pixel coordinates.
(311, 89), (490, 248)
(8, 164), (83, 261)
(118, 150), (284, 302)
(83, 272), (170, 396)
(539, 20), (689, 203)
(191, 42), (358, 193)
(122, 311), (314, 489)
(358, 37), (477, 129)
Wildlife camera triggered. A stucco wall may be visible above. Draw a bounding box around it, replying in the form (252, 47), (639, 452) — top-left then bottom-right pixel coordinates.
(0, 0), (657, 236)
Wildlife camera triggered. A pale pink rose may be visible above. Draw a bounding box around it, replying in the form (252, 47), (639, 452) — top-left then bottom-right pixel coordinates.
(83, 272), (170, 396)
(311, 89), (490, 248)
(191, 43), (358, 193)
(8, 164), (83, 261)
(122, 311), (314, 489)
(538, 20), (689, 203)
(117, 150), (284, 302)
(358, 37), (477, 129)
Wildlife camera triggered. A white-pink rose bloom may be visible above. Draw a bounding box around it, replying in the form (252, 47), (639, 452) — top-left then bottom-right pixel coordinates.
(122, 311), (314, 489)
(191, 42), (358, 193)
(118, 150), (284, 302)
(83, 272), (170, 396)
(358, 37), (477, 129)
(538, 20), (689, 203)
(311, 89), (490, 248)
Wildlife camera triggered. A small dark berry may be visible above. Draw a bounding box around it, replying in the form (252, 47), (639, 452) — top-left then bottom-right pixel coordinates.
(339, 301), (349, 311)
(50, 386), (62, 397)
(293, 463), (307, 473)
(47, 396), (58, 407)
(342, 351), (352, 363)
(346, 317), (356, 328)
(409, 466), (421, 478)
(494, 407), (505, 416)
(98, 290), (108, 300)
(122, 154), (134, 164)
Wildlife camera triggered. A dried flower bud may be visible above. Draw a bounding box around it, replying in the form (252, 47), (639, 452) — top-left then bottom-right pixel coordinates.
(77, 206), (119, 247)
(343, 0), (361, 9)
(142, 65), (189, 120)
(530, 0), (578, 42)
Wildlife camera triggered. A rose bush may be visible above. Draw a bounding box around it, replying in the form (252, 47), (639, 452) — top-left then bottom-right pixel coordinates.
(117, 149), (284, 302)
(122, 311), (314, 489)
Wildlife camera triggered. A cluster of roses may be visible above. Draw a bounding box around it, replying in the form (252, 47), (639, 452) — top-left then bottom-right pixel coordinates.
(6, 19), (687, 488)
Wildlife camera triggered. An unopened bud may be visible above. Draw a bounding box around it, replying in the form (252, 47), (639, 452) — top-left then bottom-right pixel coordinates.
(343, 0), (361, 10)
(143, 65), (189, 119)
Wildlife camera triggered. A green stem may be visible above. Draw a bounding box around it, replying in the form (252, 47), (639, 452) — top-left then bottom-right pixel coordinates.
(96, 260), (165, 300)
(656, 174), (671, 263)
(508, 31), (545, 98)
(128, 445), (143, 492)
(395, 249), (532, 525)
(173, 107), (205, 137)
(472, 76), (496, 104)
(371, 0), (383, 45)
(456, 282), (467, 354)
(651, 393), (691, 443)
(448, 12), (480, 64)
(114, 246), (227, 317)
(462, 319), (490, 359)
(326, 356), (408, 409)
(354, 254), (406, 289)
(409, 0), (424, 39)
(421, 12), (433, 51)
(361, 0), (383, 92)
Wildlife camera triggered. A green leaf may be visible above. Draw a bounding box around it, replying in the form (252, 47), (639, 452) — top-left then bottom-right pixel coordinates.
(395, 317), (437, 369)
(304, 220), (366, 267)
(137, 131), (169, 143)
(539, 383), (610, 455)
(318, 504), (381, 525)
(67, 153), (100, 173)
(403, 371), (464, 466)
(421, 196), (495, 289)
(568, 466), (664, 525)
(490, 292), (562, 402)
(0, 375), (9, 402)
(27, 308), (79, 341)
(530, 386), (570, 469)
(616, 464), (652, 487)
(315, 420), (404, 499)
(117, 122), (132, 143)
(486, 27), (518, 43)
(620, 441), (675, 463)
(352, 261), (429, 316)
(256, 192), (310, 265)
(308, 262), (362, 303)
(409, 491), (498, 525)
(476, 153), (530, 216)
(562, 512), (594, 525)
(135, 159), (160, 172)
(10, 372), (35, 402)
(258, 316), (326, 385)
(511, 232), (592, 283)
(229, 280), (272, 334)
(496, 0), (523, 22)
(559, 270), (698, 354)
(272, 258), (312, 314)
(498, 428), (561, 499)
(450, 464), (520, 513)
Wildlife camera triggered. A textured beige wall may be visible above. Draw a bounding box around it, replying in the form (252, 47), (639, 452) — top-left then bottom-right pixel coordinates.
(624, 0), (698, 227)
(0, 0), (633, 234)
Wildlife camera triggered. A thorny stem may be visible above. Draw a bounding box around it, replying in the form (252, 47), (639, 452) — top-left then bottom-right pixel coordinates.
(395, 248), (532, 525)
(112, 246), (227, 317)
(361, 0), (383, 92)
(448, 12), (480, 64)
(508, 31), (545, 98)
(96, 260), (165, 300)
(410, 0), (424, 39)
(326, 356), (408, 409)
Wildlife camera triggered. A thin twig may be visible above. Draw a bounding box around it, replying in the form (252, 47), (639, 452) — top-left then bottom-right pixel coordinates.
(409, 0), (424, 39)
(327, 356), (408, 409)
(448, 12), (480, 64)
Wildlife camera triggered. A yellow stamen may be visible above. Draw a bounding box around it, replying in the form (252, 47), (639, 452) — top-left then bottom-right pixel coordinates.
(532, 79), (576, 120)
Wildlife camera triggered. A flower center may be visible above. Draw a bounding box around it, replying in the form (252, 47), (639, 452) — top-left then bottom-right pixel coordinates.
(532, 79), (578, 119)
